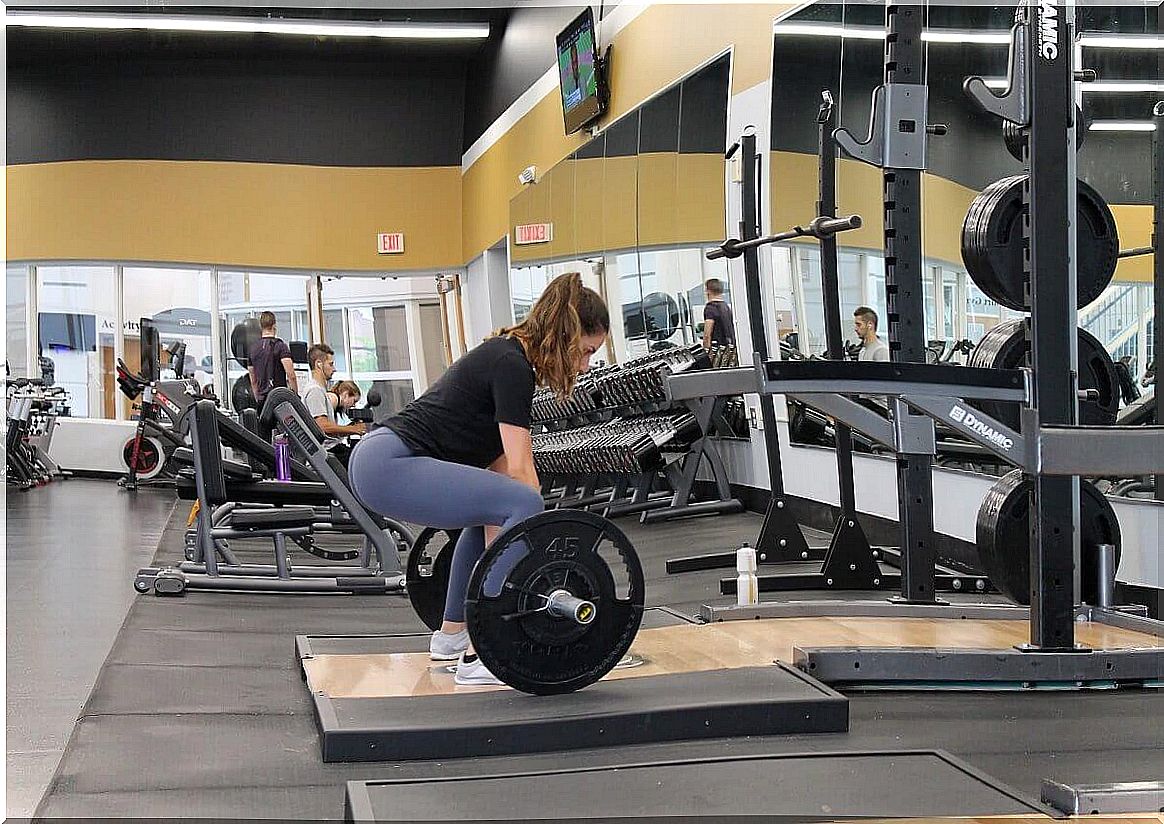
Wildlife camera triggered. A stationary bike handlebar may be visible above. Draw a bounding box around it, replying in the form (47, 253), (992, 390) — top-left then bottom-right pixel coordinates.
(706, 214), (862, 260)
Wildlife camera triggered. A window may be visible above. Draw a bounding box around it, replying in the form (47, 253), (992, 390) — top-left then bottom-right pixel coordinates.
(324, 309), (346, 372)
(864, 256), (886, 321)
(795, 247), (867, 355)
(123, 267), (214, 415)
(941, 269), (960, 340)
(217, 271), (311, 407)
(924, 270), (938, 343)
(320, 276), (443, 415)
(418, 303), (449, 385)
(7, 265), (29, 378)
(345, 307), (413, 415)
(36, 265), (117, 418)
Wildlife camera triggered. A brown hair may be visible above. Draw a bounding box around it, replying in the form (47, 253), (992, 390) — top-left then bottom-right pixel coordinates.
(495, 272), (609, 397)
(705, 278), (724, 297)
(853, 306), (878, 331)
(259, 311), (277, 332)
(333, 380), (361, 399)
(307, 343), (334, 371)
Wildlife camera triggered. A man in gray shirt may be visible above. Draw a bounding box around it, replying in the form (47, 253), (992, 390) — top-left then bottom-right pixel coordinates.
(853, 306), (890, 362)
(301, 344), (365, 460)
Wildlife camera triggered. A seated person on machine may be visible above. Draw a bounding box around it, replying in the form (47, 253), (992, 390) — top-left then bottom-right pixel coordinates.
(301, 344), (366, 465)
(348, 273), (610, 687)
(330, 379), (363, 418)
(328, 380), (367, 462)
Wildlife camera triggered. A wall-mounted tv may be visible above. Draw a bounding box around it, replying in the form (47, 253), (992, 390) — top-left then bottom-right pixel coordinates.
(556, 7), (606, 135)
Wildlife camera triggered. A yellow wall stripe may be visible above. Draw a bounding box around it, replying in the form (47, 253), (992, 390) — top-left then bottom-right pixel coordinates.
(462, 3), (794, 262)
(7, 160), (463, 271)
(773, 150), (1153, 284)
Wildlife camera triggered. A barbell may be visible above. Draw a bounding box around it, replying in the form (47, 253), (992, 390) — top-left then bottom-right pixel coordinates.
(407, 509), (645, 695)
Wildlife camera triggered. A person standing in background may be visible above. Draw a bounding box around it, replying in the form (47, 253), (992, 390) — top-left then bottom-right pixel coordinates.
(702, 278), (736, 350)
(247, 311), (297, 405)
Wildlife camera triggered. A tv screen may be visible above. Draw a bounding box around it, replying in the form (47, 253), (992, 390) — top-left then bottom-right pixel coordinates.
(556, 8), (605, 135)
(38, 312), (97, 353)
(140, 318), (160, 383)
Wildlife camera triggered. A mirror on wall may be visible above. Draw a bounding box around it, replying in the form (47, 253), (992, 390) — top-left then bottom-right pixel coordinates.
(770, 2), (1159, 448)
(508, 51), (732, 366)
(768, 1), (1159, 451)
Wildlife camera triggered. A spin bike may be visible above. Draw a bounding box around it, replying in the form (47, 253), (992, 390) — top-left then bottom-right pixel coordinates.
(117, 343), (200, 489)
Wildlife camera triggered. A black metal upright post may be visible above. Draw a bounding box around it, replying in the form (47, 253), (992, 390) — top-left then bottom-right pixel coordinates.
(740, 132), (813, 563)
(818, 95), (856, 509)
(1154, 100), (1163, 502)
(818, 92), (878, 576)
(882, 5), (937, 603)
(1024, 0), (1078, 649)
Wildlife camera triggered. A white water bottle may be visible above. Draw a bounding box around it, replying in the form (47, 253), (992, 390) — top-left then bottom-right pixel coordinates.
(736, 542), (758, 606)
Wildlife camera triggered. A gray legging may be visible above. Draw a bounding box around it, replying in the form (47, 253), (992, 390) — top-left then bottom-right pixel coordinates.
(348, 427), (544, 623)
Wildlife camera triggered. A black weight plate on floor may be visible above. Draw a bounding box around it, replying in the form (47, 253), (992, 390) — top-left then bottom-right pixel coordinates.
(976, 469), (1121, 606)
(466, 509), (645, 695)
(961, 176), (1118, 311)
(967, 320), (1119, 430)
(406, 528), (461, 632)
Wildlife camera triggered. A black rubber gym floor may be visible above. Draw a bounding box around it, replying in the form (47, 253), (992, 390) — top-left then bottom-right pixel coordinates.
(28, 488), (1164, 820)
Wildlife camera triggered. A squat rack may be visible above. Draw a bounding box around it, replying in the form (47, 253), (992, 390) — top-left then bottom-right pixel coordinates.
(667, 0), (1164, 687)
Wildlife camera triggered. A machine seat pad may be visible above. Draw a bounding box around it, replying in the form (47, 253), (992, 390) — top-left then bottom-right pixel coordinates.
(233, 506), (317, 530)
(171, 446), (253, 480)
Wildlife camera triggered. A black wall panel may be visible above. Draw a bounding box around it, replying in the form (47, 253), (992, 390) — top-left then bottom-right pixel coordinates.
(8, 57), (466, 167)
(463, 5), (586, 152)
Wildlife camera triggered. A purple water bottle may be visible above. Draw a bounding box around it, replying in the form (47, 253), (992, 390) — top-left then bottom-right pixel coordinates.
(273, 433), (291, 481)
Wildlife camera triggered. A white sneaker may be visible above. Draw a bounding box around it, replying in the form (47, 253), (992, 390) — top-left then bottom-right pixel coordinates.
(429, 629), (469, 661)
(454, 652), (505, 687)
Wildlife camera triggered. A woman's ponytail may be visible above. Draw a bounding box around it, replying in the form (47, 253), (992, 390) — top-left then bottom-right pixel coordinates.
(493, 272), (609, 397)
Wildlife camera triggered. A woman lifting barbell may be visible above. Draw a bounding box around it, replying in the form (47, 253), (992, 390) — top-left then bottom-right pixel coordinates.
(348, 272), (610, 687)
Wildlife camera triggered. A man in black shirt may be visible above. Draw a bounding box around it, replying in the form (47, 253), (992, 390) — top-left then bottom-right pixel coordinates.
(247, 311), (297, 406)
(702, 278), (736, 350)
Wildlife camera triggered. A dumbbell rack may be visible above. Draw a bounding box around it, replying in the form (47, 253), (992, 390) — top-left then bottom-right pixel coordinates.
(533, 344), (745, 523)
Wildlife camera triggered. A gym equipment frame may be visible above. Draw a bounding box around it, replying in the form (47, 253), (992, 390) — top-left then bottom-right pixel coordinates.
(669, 2), (1164, 688)
(136, 396), (405, 595)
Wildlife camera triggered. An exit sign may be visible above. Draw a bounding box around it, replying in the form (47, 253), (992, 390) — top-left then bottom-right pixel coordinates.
(377, 233), (405, 254)
(514, 223), (553, 245)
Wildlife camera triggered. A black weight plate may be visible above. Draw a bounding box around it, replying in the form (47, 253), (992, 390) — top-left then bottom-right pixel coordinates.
(1002, 105), (1088, 162)
(231, 374), (257, 413)
(962, 176), (1119, 311)
(967, 320), (1119, 430)
(293, 534), (360, 563)
(466, 509), (645, 695)
(976, 469), (1121, 606)
(406, 528), (461, 632)
(961, 176), (1023, 306)
(1074, 181), (1121, 308)
(230, 318), (262, 368)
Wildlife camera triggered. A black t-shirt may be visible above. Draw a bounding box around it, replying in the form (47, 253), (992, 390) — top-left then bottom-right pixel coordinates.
(386, 336), (536, 468)
(704, 300), (736, 346)
(247, 336), (292, 402)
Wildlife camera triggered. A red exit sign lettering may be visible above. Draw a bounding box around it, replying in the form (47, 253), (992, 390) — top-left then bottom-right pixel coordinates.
(514, 223), (553, 245)
(377, 233), (405, 254)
